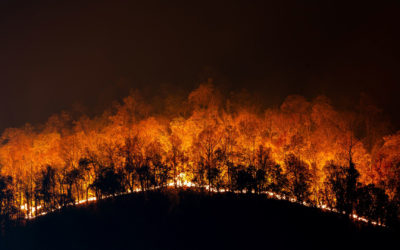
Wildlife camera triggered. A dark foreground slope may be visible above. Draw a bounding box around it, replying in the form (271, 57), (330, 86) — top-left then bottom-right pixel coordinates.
(1, 189), (398, 250)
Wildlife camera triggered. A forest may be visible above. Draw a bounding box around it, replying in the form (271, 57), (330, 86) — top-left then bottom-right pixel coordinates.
(0, 83), (399, 229)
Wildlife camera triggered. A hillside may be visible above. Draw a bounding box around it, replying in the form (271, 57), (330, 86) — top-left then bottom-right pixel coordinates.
(1, 189), (398, 250)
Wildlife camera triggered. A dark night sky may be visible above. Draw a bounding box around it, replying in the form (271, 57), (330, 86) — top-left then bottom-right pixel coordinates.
(0, 0), (399, 130)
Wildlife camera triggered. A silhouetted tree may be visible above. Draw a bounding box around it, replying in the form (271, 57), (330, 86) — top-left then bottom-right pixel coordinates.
(35, 166), (57, 212)
(61, 167), (80, 205)
(136, 165), (155, 191)
(226, 161), (235, 192)
(246, 165), (257, 193)
(285, 154), (311, 202)
(68, 167), (86, 203)
(233, 166), (255, 193)
(154, 161), (171, 189)
(356, 184), (389, 224)
(78, 157), (93, 201)
(206, 166), (221, 191)
(325, 160), (360, 216)
(267, 164), (288, 196)
(344, 160), (360, 215)
(119, 136), (143, 192)
(255, 169), (267, 193)
(254, 146), (272, 193)
(192, 160), (207, 189)
(90, 165), (125, 199)
(0, 175), (16, 231)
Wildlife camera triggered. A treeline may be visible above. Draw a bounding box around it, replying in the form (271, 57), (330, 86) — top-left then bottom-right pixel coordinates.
(0, 148), (397, 227)
(0, 84), (399, 229)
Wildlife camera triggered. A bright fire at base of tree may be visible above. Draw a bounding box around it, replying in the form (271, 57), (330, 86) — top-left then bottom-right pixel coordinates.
(0, 84), (399, 228)
(18, 180), (383, 227)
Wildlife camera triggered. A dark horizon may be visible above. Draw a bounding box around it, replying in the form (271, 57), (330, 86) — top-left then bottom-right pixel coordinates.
(1, 0), (399, 131)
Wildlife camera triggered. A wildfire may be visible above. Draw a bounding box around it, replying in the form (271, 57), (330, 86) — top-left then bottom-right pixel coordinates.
(0, 84), (398, 226)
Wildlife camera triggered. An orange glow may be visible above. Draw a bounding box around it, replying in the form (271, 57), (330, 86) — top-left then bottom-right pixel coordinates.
(0, 84), (398, 224)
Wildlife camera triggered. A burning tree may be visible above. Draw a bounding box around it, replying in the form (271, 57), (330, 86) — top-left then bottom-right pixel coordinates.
(0, 83), (398, 226)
